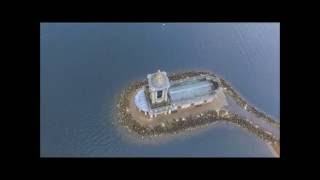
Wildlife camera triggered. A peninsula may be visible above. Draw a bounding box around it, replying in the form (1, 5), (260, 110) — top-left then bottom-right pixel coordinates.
(116, 70), (280, 157)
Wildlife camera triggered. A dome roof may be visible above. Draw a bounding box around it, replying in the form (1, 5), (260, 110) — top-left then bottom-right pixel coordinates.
(147, 70), (170, 90)
(151, 70), (166, 87)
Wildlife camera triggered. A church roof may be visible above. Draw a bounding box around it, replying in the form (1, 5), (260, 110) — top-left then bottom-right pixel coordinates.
(169, 79), (215, 103)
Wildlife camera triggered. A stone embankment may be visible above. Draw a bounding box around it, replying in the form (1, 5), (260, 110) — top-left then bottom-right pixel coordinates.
(117, 71), (212, 136)
(116, 71), (280, 153)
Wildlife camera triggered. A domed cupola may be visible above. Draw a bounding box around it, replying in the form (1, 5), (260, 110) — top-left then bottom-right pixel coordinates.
(147, 70), (170, 105)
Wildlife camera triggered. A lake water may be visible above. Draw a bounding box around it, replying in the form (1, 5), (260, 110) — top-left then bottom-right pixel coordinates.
(40, 23), (280, 157)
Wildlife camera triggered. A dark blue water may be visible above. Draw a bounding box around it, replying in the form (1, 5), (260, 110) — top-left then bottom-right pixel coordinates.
(40, 23), (279, 157)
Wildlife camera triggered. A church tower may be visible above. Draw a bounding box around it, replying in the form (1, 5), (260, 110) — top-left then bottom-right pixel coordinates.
(147, 70), (170, 105)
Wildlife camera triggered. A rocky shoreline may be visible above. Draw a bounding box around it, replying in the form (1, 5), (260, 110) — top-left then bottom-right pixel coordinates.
(116, 71), (214, 136)
(116, 70), (280, 155)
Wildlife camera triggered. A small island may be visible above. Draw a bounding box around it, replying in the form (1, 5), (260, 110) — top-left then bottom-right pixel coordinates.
(116, 70), (280, 157)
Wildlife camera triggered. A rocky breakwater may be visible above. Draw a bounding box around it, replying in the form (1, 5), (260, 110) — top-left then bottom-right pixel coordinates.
(219, 78), (280, 128)
(116, 71), (214, 136)
(115, 70), (280, 156)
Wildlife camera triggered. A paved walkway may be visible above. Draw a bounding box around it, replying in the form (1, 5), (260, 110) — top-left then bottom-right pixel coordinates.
(224, 94), (280, 140)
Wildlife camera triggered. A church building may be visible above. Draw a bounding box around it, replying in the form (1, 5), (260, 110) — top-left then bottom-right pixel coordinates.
(134, 70), (220, 118)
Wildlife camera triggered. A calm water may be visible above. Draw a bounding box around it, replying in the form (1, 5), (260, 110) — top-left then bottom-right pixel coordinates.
(40, 23), (280, 157)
